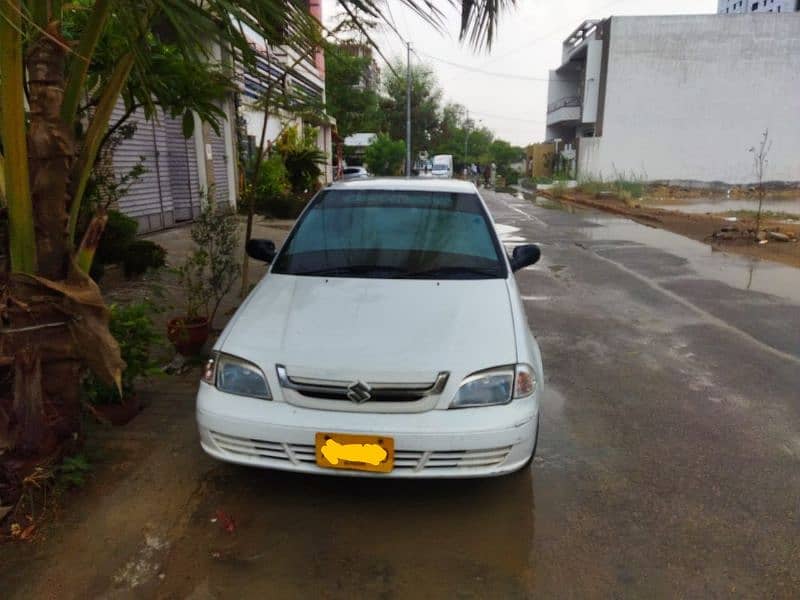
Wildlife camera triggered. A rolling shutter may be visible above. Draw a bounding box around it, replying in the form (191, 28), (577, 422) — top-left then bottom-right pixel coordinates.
(208, 127), (230, 206)
(164, 115), (201, 221)
(112, 105), (175, 233)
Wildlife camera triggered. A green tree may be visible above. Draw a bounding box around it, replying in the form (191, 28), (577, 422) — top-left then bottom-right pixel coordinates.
(381, 61), (442, 160)
(364, 134), (407, 175)
(430, 102), (468, 164)
(324, 44), (381, 138)
(489, 140), (525, 168)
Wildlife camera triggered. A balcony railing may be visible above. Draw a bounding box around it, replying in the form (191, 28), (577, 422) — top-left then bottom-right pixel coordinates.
(547, 96), (581, 114)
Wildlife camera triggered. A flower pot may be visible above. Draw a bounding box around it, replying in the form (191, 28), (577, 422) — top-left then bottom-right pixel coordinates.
(167, 316), (210, 356)
(93, 395), (143, 427)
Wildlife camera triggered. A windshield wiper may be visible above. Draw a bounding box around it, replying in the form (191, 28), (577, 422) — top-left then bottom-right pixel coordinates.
(294, 265), (408, 277)
(404, 266), (501, 279)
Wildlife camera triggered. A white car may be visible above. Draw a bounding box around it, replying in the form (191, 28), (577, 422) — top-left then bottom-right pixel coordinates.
(341, 166), (369, 180)
(196, 178), (544, 478)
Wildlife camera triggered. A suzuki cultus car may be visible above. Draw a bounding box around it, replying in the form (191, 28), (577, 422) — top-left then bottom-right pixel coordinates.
(197, 178), (544, 477)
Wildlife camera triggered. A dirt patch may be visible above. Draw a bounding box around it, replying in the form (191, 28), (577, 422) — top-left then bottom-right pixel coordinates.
(543, 191), (800, 269)
(646, 183), (800, 200)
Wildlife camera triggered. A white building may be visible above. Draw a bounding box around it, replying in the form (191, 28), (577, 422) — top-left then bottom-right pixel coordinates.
(237, 2), (334, 183)
(112, 41), (238, 233)
(719, 0), (798, 14)
(545, 13), (800, 185)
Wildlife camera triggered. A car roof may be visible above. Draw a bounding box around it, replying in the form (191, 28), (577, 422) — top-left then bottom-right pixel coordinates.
(328, 177), (476, 194)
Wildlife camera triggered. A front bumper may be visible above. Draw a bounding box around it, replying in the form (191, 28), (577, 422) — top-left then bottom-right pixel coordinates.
(196, 383), (538, 478)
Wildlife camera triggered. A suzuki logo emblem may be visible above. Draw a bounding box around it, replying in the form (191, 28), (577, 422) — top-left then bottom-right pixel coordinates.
(346, 380), (372, 404)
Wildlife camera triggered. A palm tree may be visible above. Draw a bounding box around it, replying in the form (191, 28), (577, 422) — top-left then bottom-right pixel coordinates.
(0, 0), (512, 492)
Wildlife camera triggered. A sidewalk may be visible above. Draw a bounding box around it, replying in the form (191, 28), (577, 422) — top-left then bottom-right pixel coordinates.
(2, 215), (295, 599)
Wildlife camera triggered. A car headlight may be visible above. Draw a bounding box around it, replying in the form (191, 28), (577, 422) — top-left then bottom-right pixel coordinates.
(202, 353), (271, 399)
(450, 364), (536, 409)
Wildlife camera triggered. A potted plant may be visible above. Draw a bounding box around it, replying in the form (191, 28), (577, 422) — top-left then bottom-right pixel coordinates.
(168, 250), (213, 355)
(168, 199), (239, 355)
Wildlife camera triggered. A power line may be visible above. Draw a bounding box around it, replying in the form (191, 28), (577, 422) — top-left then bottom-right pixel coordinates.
(468, 110), (544, 124)
(479, 0), (628, 68)
(417, 50), (550, 82)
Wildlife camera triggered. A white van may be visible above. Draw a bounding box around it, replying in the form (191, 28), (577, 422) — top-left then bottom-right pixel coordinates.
(431, 154), (454, 178)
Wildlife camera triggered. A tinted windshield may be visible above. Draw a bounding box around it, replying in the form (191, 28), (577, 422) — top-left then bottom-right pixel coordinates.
(272, 189), (506, 279)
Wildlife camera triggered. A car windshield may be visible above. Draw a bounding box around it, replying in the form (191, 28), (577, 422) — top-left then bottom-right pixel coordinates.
(271, 189), (506, 279)
(432, 164), (448, 171)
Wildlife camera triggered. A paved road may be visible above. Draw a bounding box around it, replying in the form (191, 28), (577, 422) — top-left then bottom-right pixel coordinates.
(6, 190), (800, 598)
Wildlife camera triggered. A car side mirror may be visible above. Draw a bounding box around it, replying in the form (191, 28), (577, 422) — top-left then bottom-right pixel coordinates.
(510, 244), (541, 272)
(246, 239), (277, 263)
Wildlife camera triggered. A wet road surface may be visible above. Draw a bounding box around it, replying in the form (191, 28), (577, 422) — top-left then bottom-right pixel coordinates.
(161, 190), (800, 598)
(7, 190), (800, 598)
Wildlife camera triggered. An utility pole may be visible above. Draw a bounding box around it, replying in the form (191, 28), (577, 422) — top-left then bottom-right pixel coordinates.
(463, 109), (470, 173)
(406, 41), (412, 177)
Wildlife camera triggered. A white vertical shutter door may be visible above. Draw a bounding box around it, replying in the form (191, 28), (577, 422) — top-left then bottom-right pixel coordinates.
(164, 115), (201, 221)
(209, 127), (230, 206)
(112, 104), (175, 232)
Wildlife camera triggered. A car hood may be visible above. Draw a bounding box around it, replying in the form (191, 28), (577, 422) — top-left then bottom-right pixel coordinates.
(218, 274), (517, 382)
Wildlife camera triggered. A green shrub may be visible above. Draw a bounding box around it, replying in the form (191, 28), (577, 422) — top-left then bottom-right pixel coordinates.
(248, 154), (296, 217)
(500, 169), (520, 185)
(177, 200), (240, 323)
(364, 133), (406, 175)
(275, 126), (325, 194)
(96, 210), (139, 264)
(57, 454), (92, 489)
(122, 239), (166, 278)
(263, 193), (309, 219)
(83, 302), (162, 404)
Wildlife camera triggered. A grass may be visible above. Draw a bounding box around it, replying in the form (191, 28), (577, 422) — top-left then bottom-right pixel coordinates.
(551, 180), (568, 198)
(577, 170), (647, 201)
(721, 210), (798, 221)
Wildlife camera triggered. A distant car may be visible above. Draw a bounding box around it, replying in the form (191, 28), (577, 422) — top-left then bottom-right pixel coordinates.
(197, 178), (544, 478)
(341, 166), (369, 180)
(431, 154), (454, 178)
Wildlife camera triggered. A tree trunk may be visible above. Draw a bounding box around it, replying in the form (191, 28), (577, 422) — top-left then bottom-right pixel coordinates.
(26, 28), (74, 281)
(1, 26), (92, 507)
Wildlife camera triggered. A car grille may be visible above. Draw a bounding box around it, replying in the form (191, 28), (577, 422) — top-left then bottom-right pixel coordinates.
(210, 431), (511, 472)
(293, 390), (427, 403)
(276, 366), (450, 404)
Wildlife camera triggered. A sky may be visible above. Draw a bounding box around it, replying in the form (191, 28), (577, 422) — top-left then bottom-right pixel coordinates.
(321, 0), (717, 146)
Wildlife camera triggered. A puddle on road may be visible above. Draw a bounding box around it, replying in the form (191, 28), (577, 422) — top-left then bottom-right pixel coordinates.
(495, 223), (530, 244)
(652, 195), (800, 217)
(578, 216), (800, 302)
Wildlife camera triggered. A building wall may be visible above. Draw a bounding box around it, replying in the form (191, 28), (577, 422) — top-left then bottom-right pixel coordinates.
(527, 143), (556, 178)
(582, 14), (800, 184)
(581, 40), (603, 126)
